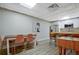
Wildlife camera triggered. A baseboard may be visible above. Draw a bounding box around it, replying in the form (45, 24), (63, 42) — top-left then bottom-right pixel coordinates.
(37, 38), (49, 42)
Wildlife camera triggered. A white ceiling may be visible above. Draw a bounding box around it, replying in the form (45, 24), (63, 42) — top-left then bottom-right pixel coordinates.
(0, 3), (79, 22)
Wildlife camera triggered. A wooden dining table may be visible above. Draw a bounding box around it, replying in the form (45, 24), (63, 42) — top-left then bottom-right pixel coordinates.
(56, 37), (79, 55)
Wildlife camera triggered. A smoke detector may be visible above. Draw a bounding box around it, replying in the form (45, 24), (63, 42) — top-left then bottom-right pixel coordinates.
(48, 3), (60, 12)
(48, 3), (59, 8)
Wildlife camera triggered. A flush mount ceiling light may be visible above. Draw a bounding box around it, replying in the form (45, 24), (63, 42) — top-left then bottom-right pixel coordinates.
(20, 3), (37, 9)
(62, 16), (70, 19)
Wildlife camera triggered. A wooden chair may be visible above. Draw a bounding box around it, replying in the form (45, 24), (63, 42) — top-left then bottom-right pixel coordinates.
(56, 39), (73, 55)
(56, 39), (66, 55)
(27, 34), (34, 49)
(10, 35), (25, 54)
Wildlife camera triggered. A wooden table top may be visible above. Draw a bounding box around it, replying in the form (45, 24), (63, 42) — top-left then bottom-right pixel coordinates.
(50, 32), (79, 35)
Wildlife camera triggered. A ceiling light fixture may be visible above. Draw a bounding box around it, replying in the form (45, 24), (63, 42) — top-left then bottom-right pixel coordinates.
(62, 16), (70, 19)
(20, 3), (37, 9)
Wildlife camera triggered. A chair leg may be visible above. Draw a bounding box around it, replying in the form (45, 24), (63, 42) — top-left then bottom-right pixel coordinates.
(59, 47), (62, 55)
(75, 51), (79, 55)
(10, 47), (14, 54)
(24, 43), (26, 49)
(12, 45), (16, 54)
(58, 47), (66, 55)
(62, 48), (66, 55)
(0, 48), (2, 54)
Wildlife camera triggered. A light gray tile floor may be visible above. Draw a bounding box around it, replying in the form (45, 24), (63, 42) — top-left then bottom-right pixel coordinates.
(17, 40), (76, 55)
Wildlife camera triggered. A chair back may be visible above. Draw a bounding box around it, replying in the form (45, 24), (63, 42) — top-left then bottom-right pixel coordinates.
(15, 35), (24, 43)
(27, 34), (33, 42)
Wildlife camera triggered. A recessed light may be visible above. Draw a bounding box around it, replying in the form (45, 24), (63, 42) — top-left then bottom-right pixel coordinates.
(62, 16), (70, 19)
(20, 3), (37, 9)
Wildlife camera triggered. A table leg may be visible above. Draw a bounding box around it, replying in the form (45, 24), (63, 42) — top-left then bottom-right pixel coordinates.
(7, 39), (10, 55)
(75, 51), (79, 55)
(34, 39), (36, 48)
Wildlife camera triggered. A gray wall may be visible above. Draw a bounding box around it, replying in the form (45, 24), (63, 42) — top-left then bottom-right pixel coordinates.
(32, 18), (50, 41)
(0, 8), (50, 41)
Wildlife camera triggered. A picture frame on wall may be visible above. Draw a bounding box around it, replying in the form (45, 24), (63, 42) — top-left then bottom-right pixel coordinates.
(36, 22), (40, 32)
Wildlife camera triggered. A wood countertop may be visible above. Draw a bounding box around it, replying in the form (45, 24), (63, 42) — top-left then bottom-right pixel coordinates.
(50, 32), (79, 35)
(58, 37), (79, 41)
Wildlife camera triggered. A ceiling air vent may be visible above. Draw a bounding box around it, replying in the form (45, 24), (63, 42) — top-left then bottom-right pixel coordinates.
(48, 3), (59, 8)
